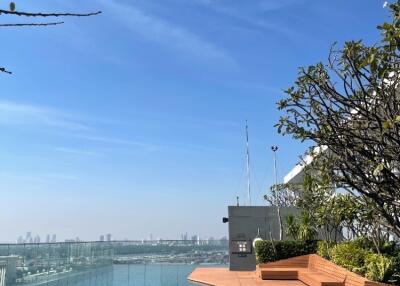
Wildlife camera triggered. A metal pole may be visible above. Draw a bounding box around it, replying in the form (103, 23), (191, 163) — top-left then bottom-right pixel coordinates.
(271, 145), (282, 240)
(272, 146), (278, 201)
(246, 120), (251, 206)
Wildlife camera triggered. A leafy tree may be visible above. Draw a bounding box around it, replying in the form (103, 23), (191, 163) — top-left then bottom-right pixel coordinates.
(264, 183), (301, 207)
(276, 1), (400, 237)
(0, 1), (100, 74)
(265, 182), (302, 241)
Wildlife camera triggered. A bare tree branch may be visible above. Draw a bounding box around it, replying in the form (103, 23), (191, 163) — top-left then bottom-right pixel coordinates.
(0, 9), (101, 17)
(0, 7), (101, 75)
(0, 22), (64, 27)
(0, 67), (12, 74)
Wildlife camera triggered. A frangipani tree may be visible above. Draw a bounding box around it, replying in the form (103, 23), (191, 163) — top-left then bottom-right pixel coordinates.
(276, 1), (400, 237)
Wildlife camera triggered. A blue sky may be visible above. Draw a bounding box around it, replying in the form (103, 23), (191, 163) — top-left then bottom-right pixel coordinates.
(0, 0), (388, 242)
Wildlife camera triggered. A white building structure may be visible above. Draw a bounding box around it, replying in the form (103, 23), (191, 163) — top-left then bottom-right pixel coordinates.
(283, 146), (328, 185)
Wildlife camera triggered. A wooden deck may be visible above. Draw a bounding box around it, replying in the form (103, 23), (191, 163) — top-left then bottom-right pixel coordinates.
(188, 267), (307, 286)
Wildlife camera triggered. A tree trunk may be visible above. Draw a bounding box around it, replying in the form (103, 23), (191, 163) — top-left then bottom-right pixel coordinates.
(277, 206), (283, 240)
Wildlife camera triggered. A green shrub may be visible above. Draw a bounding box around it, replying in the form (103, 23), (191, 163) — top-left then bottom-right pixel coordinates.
(255, 240), (276, 264)
(298, 212), (318, 241)
(255, 240), (318, 264)
(380, 241), (397, 256)
(352, 237), (376, 250)
(331, 241), (370, 275)
(317, 240), (336, 260)
(365, 253), (393, 283)
(386, 252), (400, 284)
(352, 238), (397, 256)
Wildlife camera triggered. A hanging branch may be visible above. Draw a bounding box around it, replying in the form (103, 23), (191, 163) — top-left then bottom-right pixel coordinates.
(0, 22), (64, 27)
(0, 67), (12, 74)
(0, 4), (101, 74)
(0, 9), (101, 17)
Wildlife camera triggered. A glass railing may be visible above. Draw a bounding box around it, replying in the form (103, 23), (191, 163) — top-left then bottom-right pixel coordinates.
(0, 240), (228, 286)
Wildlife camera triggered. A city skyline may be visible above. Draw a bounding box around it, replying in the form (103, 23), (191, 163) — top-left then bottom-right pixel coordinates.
(13, 231), (226, 244)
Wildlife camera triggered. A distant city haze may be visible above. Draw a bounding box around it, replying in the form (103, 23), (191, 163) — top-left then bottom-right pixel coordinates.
(0, 0), (386, 242)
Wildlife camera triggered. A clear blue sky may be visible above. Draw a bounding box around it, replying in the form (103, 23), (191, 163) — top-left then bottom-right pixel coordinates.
(0, 0), (388, 242)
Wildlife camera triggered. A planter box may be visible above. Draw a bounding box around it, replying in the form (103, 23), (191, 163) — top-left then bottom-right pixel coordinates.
(258, 254), (391, 286)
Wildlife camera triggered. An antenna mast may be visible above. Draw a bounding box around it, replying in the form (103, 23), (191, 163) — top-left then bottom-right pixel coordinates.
(246, 120), (251, 206)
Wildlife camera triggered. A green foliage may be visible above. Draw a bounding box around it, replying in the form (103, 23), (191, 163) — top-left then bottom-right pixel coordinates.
(299, 173), (358, 243)
(298, 212), (318, 241)
(275, 0), (400, 238)
(331, 241), (369, 275)
(257, 238), (400, 284)
(255, 240), (276, 264)
(317, 240), (336, 260)
(380, 241), (397, 256)
(389, 254), (400, 284)
(255, 240), (317, 264)
(365, 253), (393, 283)
(285, 215), (299, 240)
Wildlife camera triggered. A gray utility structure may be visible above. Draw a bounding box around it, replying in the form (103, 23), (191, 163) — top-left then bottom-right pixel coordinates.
(226, 206), (299, 271)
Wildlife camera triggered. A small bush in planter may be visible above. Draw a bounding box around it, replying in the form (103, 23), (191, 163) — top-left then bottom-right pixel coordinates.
(317, 240), (336, 260)
(255, 240), (318, 264)
(331, 241), (370, 275)
(365, 253), (393, 283)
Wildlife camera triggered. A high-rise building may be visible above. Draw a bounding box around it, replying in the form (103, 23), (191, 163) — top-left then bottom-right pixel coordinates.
(25, 232), (32, 243)
(34, 235), (40, 243)
(99, 235), (105, 242)
(46, 234), (50, 243)
(51, 234), (56, 243)
(106, 233), (112, 242)
(16, 236), (23, 244)
(181, 232), (188, 241)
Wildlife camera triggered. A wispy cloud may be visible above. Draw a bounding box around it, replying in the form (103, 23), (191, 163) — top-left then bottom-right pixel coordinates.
(0, 171), (79, 184)
(73, 134), (163, 152)
(74, 134), (227, 153)
(0, 100), (229, 154)
(196, 0), (304, 12)
(0, 100), (90, 131)
(192, 0), (304, 40)
(100, 0), (235, 66)
(54, 147), (103, 157)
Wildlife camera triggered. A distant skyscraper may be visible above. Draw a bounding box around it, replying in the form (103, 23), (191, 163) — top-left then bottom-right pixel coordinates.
(51, 234), (56, 243)
(106, 233), (112, 242)
(99, 235), (105, 242)
(17, 236), (23, 244)
(34, 235), (40, 243)
(46, 234), (50, 243)
(25, 231), (32, 243)
(181, 233), (188, 241)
